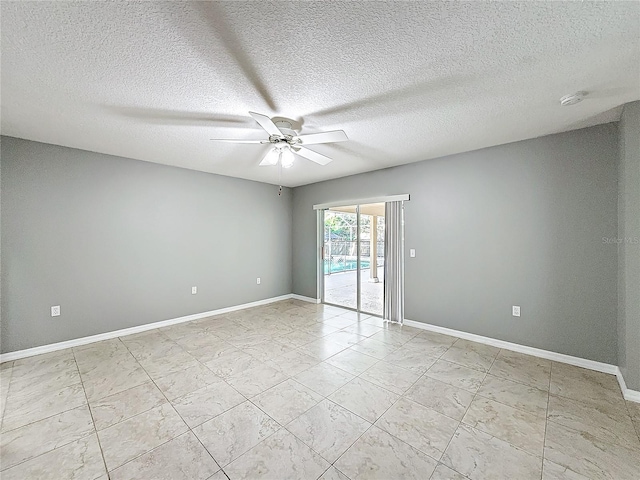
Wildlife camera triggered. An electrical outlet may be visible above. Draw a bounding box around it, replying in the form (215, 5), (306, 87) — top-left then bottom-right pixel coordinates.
(191, 286), (197, 295)
(256, 277), (261, 285)
(512, 305), (521, 317)
(51, 305), (60, 317)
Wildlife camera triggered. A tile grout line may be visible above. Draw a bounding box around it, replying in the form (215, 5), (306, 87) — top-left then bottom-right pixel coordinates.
(201, 305), (331, 476)
(470, 373), (549, 418)
(544, 415), (639, 446)
(2, 303), (354, 478)
(540, 359), (553, 480)
(0, 363), (15, 432)
(235, 325), (356, 472)
(2, 313), (422, 449)
(115, 332), (237, 477)
(206, 311), (315, 471)
(451, 348), (554, 464)
(331, 332), (454, 476)
(534, 360), (637, 478)
(106, 389), (240, 477)
(296, 328), (458, 477)
(622, 394), (640, 443)
(9, 301), (634, 479)
(0, 308), (454, 477)
(4, 322), (272, 477)
(544, 365), (640, 449)
(431, 344), (501, 478)
(0, 384), (87, 434)
(70, 347), (110, 480)
(0, 352), (94, 436)
(114, 314), (325, 477)
(221, 316), (384, 478)
(0, 363), (103, 475)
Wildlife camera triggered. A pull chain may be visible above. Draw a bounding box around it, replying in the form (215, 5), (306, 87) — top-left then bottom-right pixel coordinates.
(278, 159), (283, 196)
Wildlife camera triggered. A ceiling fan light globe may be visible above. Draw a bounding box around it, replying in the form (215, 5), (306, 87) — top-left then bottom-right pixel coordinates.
(262, 148), (280, 166)
(281, 148), (295, 168)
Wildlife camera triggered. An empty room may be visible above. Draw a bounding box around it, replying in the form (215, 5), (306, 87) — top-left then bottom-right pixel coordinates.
(1, 1), (639, 479)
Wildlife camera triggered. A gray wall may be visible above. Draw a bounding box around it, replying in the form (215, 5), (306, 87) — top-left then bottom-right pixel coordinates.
(1, 137), (292, 353)
(293, 124), (619, 364)
(618, 101), (640, 390)
(1, 121), (626, 367)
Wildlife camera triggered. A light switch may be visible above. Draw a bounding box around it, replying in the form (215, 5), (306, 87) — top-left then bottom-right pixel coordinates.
(410, 249), (416, 258)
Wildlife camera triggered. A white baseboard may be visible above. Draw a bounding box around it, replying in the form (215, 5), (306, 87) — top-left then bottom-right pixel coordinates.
(291, 294), (321, 304)
(3, 300), (638, 403)
(404, 318), (640, 403)
(0, 294), (294, 363)
(615, 368), (640, 403)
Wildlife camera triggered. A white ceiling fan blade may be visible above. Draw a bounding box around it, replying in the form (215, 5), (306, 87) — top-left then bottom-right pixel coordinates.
(249, 111), (282, 136)
(296, 130), (348, 145)
(294, 146), (333, 165)
(210, 139), (269, 143)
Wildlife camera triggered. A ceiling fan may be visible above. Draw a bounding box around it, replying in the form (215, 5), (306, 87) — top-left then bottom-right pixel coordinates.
(210, 112), (348, 167)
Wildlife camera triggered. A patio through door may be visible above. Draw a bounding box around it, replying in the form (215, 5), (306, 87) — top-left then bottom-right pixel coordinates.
(321, 203), (385, 316)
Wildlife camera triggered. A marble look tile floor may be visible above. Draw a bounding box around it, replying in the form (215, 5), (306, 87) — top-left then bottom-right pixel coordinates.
(1, 300), (639, 479)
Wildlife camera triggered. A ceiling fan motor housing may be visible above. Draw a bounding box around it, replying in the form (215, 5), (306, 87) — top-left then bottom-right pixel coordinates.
(273, 120), (298, 145)
(212, 111), (347, 166)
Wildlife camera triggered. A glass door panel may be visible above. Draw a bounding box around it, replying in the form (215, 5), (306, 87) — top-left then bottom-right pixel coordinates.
(358, 203), (385, 316)
(323, 206), (358, 310)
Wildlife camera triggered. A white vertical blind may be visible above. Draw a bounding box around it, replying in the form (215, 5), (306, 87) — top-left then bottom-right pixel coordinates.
(383, 201), (404, 324)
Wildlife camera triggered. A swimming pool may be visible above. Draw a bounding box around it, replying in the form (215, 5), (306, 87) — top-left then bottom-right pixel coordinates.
(324, 260), (370, 274)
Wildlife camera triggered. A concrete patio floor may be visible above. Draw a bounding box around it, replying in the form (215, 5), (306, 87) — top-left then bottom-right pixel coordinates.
(324, 268), (384, 315)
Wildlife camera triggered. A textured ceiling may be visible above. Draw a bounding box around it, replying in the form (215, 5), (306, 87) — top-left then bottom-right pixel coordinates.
(1, 1), (639, 187)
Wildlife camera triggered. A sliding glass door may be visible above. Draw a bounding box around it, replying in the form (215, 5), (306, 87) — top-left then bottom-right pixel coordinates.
(322, 203), (385, 316)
